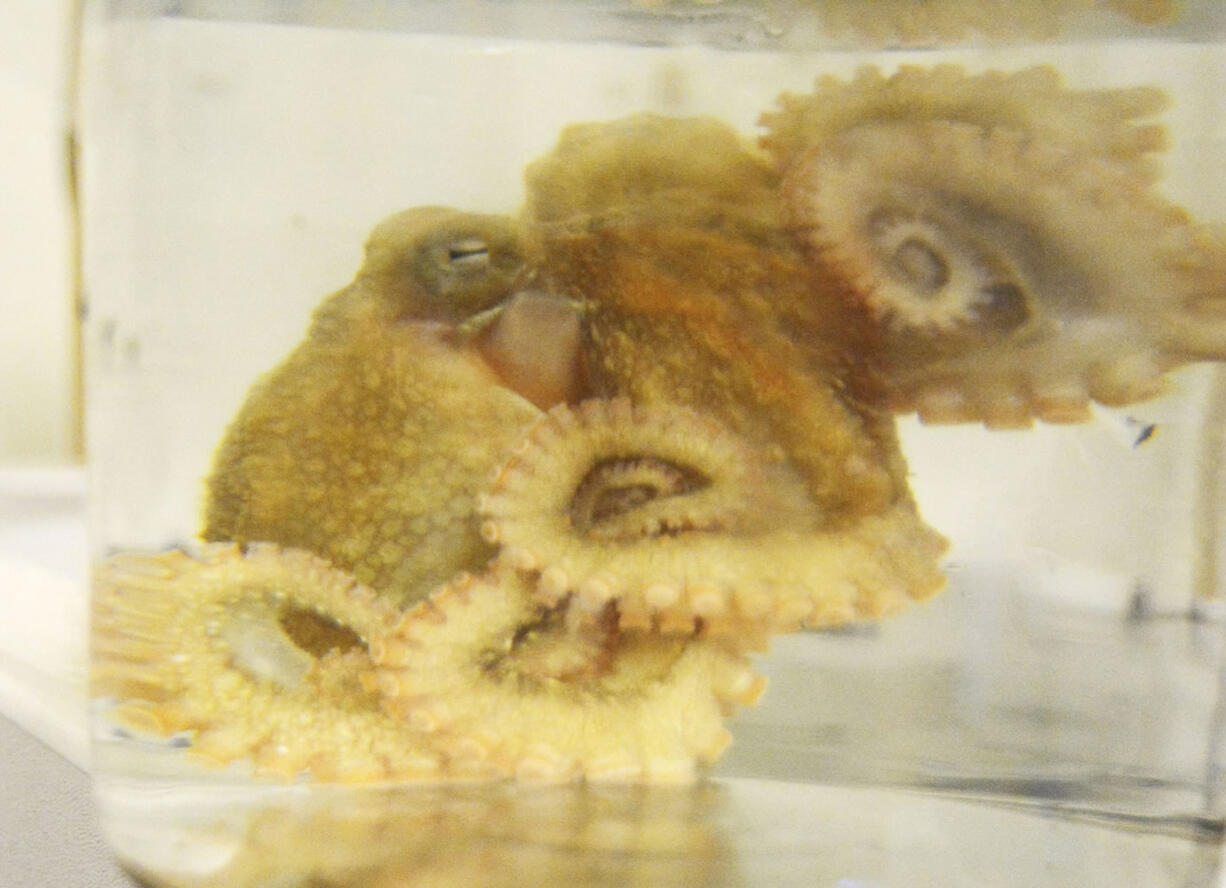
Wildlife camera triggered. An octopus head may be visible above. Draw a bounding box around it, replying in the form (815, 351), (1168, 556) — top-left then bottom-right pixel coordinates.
(202, 206), (593, 607)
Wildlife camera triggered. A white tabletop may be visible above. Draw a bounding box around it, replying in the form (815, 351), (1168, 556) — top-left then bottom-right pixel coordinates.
(0, 713), (135, 887)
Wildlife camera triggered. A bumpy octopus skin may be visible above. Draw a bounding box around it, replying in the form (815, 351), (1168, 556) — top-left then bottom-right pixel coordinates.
(93, 542), (762, 783)
(762, 65), (1226, 427)
(203, 207), (569, 608)
(479, 398), (946, 634)
(189, 199), (787, 782)
(524, 114), (903, 510)
(372, 567), (765, 783)
(524, 113), (791, 250)
(520, 113), (947, 627)
(92, 544), (443, 781)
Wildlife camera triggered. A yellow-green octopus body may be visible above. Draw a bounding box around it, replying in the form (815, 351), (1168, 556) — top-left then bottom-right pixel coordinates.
(203, 209), (547, 608)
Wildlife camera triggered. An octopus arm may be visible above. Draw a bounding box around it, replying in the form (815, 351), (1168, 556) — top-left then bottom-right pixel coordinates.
(91, 544), (442, 781)
(372, 568), (765, 783)
(478, 399), (947, 634)
(540, 224), (904, 516)
(762, 65), (1168, 184)
(766, 66), (1226, 426)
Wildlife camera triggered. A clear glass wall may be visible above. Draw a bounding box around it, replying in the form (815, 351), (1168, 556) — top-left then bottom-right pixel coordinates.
(79, 1), (1226, 884)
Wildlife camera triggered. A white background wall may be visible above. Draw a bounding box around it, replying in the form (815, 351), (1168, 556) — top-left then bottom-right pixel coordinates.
(0, 0), (76, 465)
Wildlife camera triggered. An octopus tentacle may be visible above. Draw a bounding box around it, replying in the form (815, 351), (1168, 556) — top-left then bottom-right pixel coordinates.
(765, 67), (1226, 426)
(477, 399), (947, 632)
(371, 568), (765, 783)
(762, 65), (1168, 183)
(92, 544), (441, 781)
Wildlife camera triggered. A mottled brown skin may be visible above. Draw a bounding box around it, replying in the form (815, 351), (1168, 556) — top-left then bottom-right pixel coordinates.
(203, 208), (545, 607)
(523, 114), (916, 525)
(112, 70), (1225, 785)
(539, 224), (911, 524)
(524, 113), (788, 249)
(501, 113), (948, 636)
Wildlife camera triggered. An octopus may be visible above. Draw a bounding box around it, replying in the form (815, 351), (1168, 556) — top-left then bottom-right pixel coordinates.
(763, 66), (1226, 426)
(92, 544), (442, 780)
(373, 568), (764, 782)
(92, 63), (1226, 783)
(93, 545), (761, 782)
(201, 208), (548, 608)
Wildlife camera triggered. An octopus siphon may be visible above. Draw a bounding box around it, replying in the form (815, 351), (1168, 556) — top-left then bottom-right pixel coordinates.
(93, 62), (1226, 783)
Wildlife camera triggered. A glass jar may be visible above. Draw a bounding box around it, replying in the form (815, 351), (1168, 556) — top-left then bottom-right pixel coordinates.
(78, 1), (1226, 885)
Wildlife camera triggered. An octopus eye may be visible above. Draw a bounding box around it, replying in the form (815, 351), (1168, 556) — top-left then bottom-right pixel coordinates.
(445, 236), (491, 270)
(415, 224), (532, 321)
(362, 207), (528, 322)
(416, 227), (525, 311)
